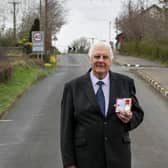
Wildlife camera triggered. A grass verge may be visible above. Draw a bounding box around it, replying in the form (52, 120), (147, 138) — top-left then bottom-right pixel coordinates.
(0, 64), (55, 116)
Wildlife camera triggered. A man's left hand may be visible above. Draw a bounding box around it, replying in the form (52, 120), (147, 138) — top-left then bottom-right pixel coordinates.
(116, 111), (133, 123)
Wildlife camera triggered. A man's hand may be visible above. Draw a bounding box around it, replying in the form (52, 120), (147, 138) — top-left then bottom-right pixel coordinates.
(116, 111), (133, 123)
(65, 165), (76, 168)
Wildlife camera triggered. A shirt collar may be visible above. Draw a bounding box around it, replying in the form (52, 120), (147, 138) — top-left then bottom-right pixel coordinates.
(90, 71), (109, 86)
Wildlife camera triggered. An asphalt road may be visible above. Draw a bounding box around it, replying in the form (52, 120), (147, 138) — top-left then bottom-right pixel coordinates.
(0, 54), (168, 168)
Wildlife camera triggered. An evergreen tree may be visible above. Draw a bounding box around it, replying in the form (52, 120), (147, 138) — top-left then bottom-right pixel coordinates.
(29, 18), (40, 42)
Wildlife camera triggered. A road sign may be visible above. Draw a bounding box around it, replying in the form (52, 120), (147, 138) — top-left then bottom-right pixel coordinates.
(32, 31), (44, 52)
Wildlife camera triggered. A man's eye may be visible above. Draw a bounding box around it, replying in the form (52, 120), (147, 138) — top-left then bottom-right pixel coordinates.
(103, 56), (108, 59)
(94, 55), (109, 59)
(94, 55), (101, 59)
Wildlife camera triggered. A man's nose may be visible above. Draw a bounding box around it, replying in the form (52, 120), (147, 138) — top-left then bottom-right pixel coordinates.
(98, 56), (104, 61)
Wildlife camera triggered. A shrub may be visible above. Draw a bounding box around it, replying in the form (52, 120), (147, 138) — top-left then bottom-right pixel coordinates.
(120, 40), (137, 55)
(0, 67), (12, 83)
(23, 42), (32, 54)
(44, 63), (52, 67)
(0, 36), (16, 46)
(158, 45), (168, 62)
(49, 55), (57, 64)
(0, 52), (12, 83)
(120, 38), (168, 64)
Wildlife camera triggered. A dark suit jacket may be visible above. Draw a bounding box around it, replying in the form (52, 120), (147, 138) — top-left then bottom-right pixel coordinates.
(61, 70), (144, 168)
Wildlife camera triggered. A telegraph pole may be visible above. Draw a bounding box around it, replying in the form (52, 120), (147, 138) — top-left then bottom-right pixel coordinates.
(8, 1), (20, 45)
(88, 37), (95, 45)
(115, 17), (119, 36)
(90, 37), (95, 44)
(39, 0), (42, 30)
(44, 0), (48, 56)
(108, 21), (112, 42)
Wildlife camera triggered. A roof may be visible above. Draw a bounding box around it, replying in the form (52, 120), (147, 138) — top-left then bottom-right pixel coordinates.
(140, 4), (162, 15)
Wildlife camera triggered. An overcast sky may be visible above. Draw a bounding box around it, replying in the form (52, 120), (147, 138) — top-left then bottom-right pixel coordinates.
(56, 0), (158, 51)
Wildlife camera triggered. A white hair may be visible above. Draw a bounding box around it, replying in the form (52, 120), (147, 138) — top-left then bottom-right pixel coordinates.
(88, 41), (114, 60)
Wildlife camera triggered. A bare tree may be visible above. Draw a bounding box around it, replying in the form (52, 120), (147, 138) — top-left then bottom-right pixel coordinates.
(39, 0), (67, 50)
(159, 0), (168, 30)
(117, 0), (142, 40)
(18, 10), (39, 41)
(69, 37), (90, 53)
(40, 0), (66, 34)
(17, 0), (66, 51)
(116, 0), (167, 41)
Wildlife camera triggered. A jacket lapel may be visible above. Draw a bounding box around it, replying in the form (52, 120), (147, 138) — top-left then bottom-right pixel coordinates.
(80, 72), (100, 113)
(107, 71), (118, 117)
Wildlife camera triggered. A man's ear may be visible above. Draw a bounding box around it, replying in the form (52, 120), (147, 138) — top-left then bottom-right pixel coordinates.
(109, 57), (112, 65)
(88, 55), (91, 64)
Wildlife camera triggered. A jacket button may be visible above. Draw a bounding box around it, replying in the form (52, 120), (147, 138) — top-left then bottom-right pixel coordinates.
(104, 136), (108, 141)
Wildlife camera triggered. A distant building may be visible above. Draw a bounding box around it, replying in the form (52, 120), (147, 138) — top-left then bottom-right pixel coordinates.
(109, 41), (114, 49)
(140, 4), (163, 19)
(115, 4), (164, 50)
(115, 33), (125, 50)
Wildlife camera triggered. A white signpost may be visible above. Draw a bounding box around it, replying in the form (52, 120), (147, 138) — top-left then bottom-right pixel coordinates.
(32, 31), (44, 60)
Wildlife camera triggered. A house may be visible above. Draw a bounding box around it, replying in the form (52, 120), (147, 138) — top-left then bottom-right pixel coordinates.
(115, 33), (125, 50)
(140, 4), (163, 19)
(115, 4), (163, 50)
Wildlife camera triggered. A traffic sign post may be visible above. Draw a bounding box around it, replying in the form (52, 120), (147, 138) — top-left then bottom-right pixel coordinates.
(32, 31), (44, 53)
(32, 31), (44, 61)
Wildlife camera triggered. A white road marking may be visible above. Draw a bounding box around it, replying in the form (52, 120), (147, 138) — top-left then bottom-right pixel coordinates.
(0, 120), (13, 122)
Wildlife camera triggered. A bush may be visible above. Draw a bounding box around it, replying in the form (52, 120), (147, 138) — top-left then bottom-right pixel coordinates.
(0, 54), (12, 83)
(23, 42), (32, 54)
(0, 67), (12, 83)
(158, 45), (168, 62)
(44, 63), (52, 67)
(0, 36), (16, 46)
(120, 38), (168, 64)
(49, 56), (57, 64)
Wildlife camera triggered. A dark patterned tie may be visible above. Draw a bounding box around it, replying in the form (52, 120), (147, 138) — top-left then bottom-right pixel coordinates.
(96, 81), (105, 115)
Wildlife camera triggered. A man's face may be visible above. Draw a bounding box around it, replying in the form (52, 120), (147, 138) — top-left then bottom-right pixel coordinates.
(89, 46), (112, 79)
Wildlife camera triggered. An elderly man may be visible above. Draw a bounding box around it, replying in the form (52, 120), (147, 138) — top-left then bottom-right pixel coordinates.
(61, 41), (144, 168)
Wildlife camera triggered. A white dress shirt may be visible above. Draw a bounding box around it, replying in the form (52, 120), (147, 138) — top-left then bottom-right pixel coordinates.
(90, 71), (110, 116)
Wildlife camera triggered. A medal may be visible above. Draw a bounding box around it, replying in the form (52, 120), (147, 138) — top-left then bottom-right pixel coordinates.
(115, 98), (132, 112)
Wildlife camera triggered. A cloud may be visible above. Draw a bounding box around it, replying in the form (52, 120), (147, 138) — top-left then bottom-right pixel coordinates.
(56, 0), (157, 51)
